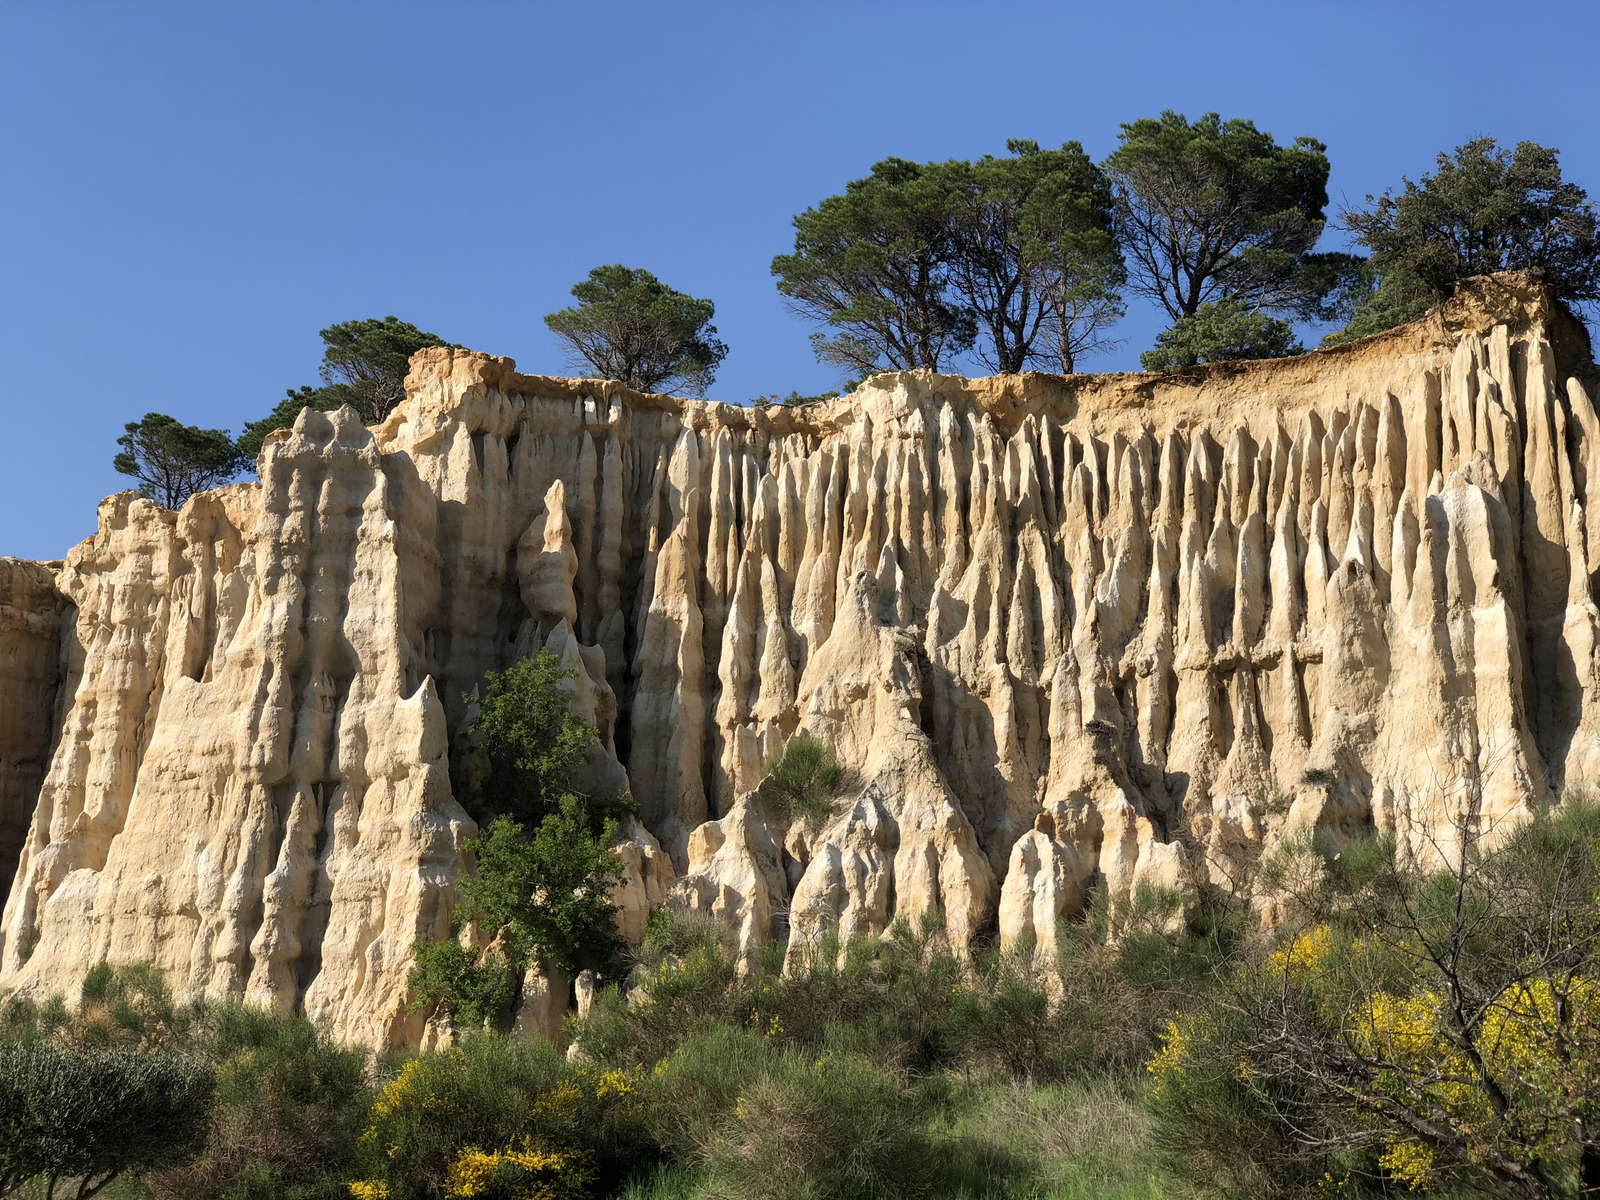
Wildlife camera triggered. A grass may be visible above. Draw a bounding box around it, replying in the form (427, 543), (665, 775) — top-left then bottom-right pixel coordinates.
(610, 1072), (1176, 1200)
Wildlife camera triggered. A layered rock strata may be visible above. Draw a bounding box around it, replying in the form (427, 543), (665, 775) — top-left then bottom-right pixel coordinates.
(2, 273), (1597, 1047)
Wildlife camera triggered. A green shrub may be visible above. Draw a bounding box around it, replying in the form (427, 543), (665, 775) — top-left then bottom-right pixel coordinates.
(146, 1004), (370, 1200)
(761, 735), (844, 827)
(636, 908), (723, 970)
(467, 649), (625, 827)
(697, 1048), (930, 1200)
(1140, 298), (1303, 372)
(350, 1034), (650, 1200)
(0, 1043), (214, 1198)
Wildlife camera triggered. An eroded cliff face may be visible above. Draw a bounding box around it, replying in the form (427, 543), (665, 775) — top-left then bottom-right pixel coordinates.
(3, 273), (1597, 1047)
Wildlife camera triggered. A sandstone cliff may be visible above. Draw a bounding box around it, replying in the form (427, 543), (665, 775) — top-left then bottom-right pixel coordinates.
(2, 273), (1596, 1048)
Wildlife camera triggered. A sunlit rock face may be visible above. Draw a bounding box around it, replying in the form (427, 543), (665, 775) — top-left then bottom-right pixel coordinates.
(3, 272), (1598, 1047)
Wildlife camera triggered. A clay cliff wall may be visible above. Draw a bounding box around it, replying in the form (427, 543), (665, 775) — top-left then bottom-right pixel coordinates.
(2, 272), (1597, 1048)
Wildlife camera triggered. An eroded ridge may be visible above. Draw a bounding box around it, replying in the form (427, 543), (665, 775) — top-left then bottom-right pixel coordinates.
(3, 273), (1597, 1048)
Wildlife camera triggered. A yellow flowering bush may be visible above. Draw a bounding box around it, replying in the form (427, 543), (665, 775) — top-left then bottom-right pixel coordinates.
(1265, 924), (1333, 983)
(351, 1036), (647, 1200)
(1378, 1140), (1435, 1191)
(443, 1139), (593, 1200)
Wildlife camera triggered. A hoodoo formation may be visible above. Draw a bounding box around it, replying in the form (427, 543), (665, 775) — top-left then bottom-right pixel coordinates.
(0, 272), (1595, 1049)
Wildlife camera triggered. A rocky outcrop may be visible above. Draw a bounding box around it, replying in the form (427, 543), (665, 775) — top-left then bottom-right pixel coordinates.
(3, 272), (1598, 1045)
(0, 559), (69, 893)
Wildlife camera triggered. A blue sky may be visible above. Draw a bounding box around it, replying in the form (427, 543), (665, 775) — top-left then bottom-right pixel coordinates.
(3, 1), (1598, 559)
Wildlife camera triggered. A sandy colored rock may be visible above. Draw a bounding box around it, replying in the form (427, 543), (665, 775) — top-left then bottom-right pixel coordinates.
(2, 272), (1598, 1047)
(0, 559), (68, 891)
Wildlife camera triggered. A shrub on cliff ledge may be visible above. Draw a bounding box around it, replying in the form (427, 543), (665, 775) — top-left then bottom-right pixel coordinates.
(761, 734), (843, 827)
(1139, 298), (1303, 372)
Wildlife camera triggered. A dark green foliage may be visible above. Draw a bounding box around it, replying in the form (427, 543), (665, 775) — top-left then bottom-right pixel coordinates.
(943, 139), (1125, 373)
(411, 650), (630, 1023)
(761, 734), (843, 827)
(1149, 796), (1600, 1198)
(236, 316), (455, 460)
(1105, 110), (1356, 323)
(774, 156), (976, 378)
(0, 1043), (213, 1198)
(147, 1005), (370, 1200)
(1320, 260), (1434, 346)
(544, 265), (727, 396)
(1331, 138), (1600, 343)
(234, 388), (320, 463)
(774, 141), (1126, 379)
(113, 413), (247, 510)
(405, 939), (519, 1031)
(1, 968), (372, 1200)
(409, 800), (626, 1024)
(467, 650), (606, 827)
(315, 316), (453, 422)
(580, 915), (1166, 1085)
(1347, 138), (1600, 301)
(1140, 297), (1303, 371)
(465, 800), (627, 980)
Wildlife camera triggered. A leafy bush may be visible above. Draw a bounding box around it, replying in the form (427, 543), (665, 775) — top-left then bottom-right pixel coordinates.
(581, 914), (1167, 1087)
(350, 1035), (649, 1200)
(146, 1004), (370, 1200)
(1146, 796), (1600, 1198)
(468, 650), (611, 827)
(0, 1043), (214, 1198)
(412, 650), (634, 1028)
(1, 963), (195, 1052)
(761, 736), (844, 827)
(695, 1044), (930, 1200)
(1140, 297), (1303, 372)
(411, 795), (627, 1028)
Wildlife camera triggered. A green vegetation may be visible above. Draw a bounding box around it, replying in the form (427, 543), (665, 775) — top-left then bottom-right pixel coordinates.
(1139, 297), (1303, 372)
(110, 123), (1600, 471)
(1151, 799), (1600, 1198)
(942, 139), (1124, 373)
(772, 140), (1123, 379)
(760, 733), (843, 827)
(408, 649), (631, 1028)
(2, 965), (361, 1200)
(1104, 110), (1355, 330)
(1329, 138), (1600, 344)
(6, 795), (1600, 1197)
(466, 651), (613, 827)
(773, 155), (976, 377)
(0, 1044), (212, 1199)
(237, 316), (457, 458)
(544, 265), (728, 396)
(113, 413), (247, 510)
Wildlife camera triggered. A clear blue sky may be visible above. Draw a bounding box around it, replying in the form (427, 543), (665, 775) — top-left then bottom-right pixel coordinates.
(3, 1), (1597, 560)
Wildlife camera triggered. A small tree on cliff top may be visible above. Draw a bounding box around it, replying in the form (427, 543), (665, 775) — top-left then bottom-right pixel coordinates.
(235, 315), (457, 462)
(113, 413), (247, 510)
(544, 265), (728, 396)
(1329, 137), (1600, 344)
